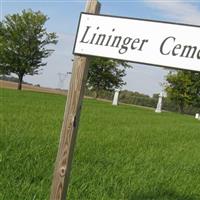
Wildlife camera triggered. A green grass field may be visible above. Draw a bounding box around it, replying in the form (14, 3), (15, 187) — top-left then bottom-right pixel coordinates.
(1, 88), (200, 200)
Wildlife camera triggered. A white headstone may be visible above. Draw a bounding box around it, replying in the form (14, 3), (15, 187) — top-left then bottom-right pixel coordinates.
(155, 93), (163, 113)
(195, 113), (200, 120)
(112, 89), (120, 106)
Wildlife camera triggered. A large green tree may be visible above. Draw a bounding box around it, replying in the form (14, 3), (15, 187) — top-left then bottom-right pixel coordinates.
(186, 71), (200, 108)
(165, 70), (200, 113)
(0, 9), (57, 90)
(87, 57), (131, 98)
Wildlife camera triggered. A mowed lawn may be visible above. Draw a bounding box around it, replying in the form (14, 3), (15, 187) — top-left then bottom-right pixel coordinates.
(1, 88), (200, 200)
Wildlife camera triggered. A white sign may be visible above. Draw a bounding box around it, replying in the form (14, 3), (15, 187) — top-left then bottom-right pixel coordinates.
(73, 13), (200, 72)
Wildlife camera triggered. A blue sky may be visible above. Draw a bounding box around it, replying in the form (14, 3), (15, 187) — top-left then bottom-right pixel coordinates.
(1, 0), (200, 96)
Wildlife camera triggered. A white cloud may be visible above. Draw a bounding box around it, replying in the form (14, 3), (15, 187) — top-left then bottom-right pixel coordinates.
(144, 0), (200, 25)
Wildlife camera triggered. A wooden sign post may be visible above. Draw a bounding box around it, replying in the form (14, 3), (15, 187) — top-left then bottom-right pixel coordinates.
(50, 1), (101, 200)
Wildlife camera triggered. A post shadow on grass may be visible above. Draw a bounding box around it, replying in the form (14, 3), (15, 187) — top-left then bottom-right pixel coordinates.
(128, 188), (199, 200)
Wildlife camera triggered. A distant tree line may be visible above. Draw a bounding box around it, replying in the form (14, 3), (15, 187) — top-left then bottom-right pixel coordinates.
(85, 88), (199, 115)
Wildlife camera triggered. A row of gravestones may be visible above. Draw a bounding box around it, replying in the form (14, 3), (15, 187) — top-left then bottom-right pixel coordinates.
(112, 89), (199, 120)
